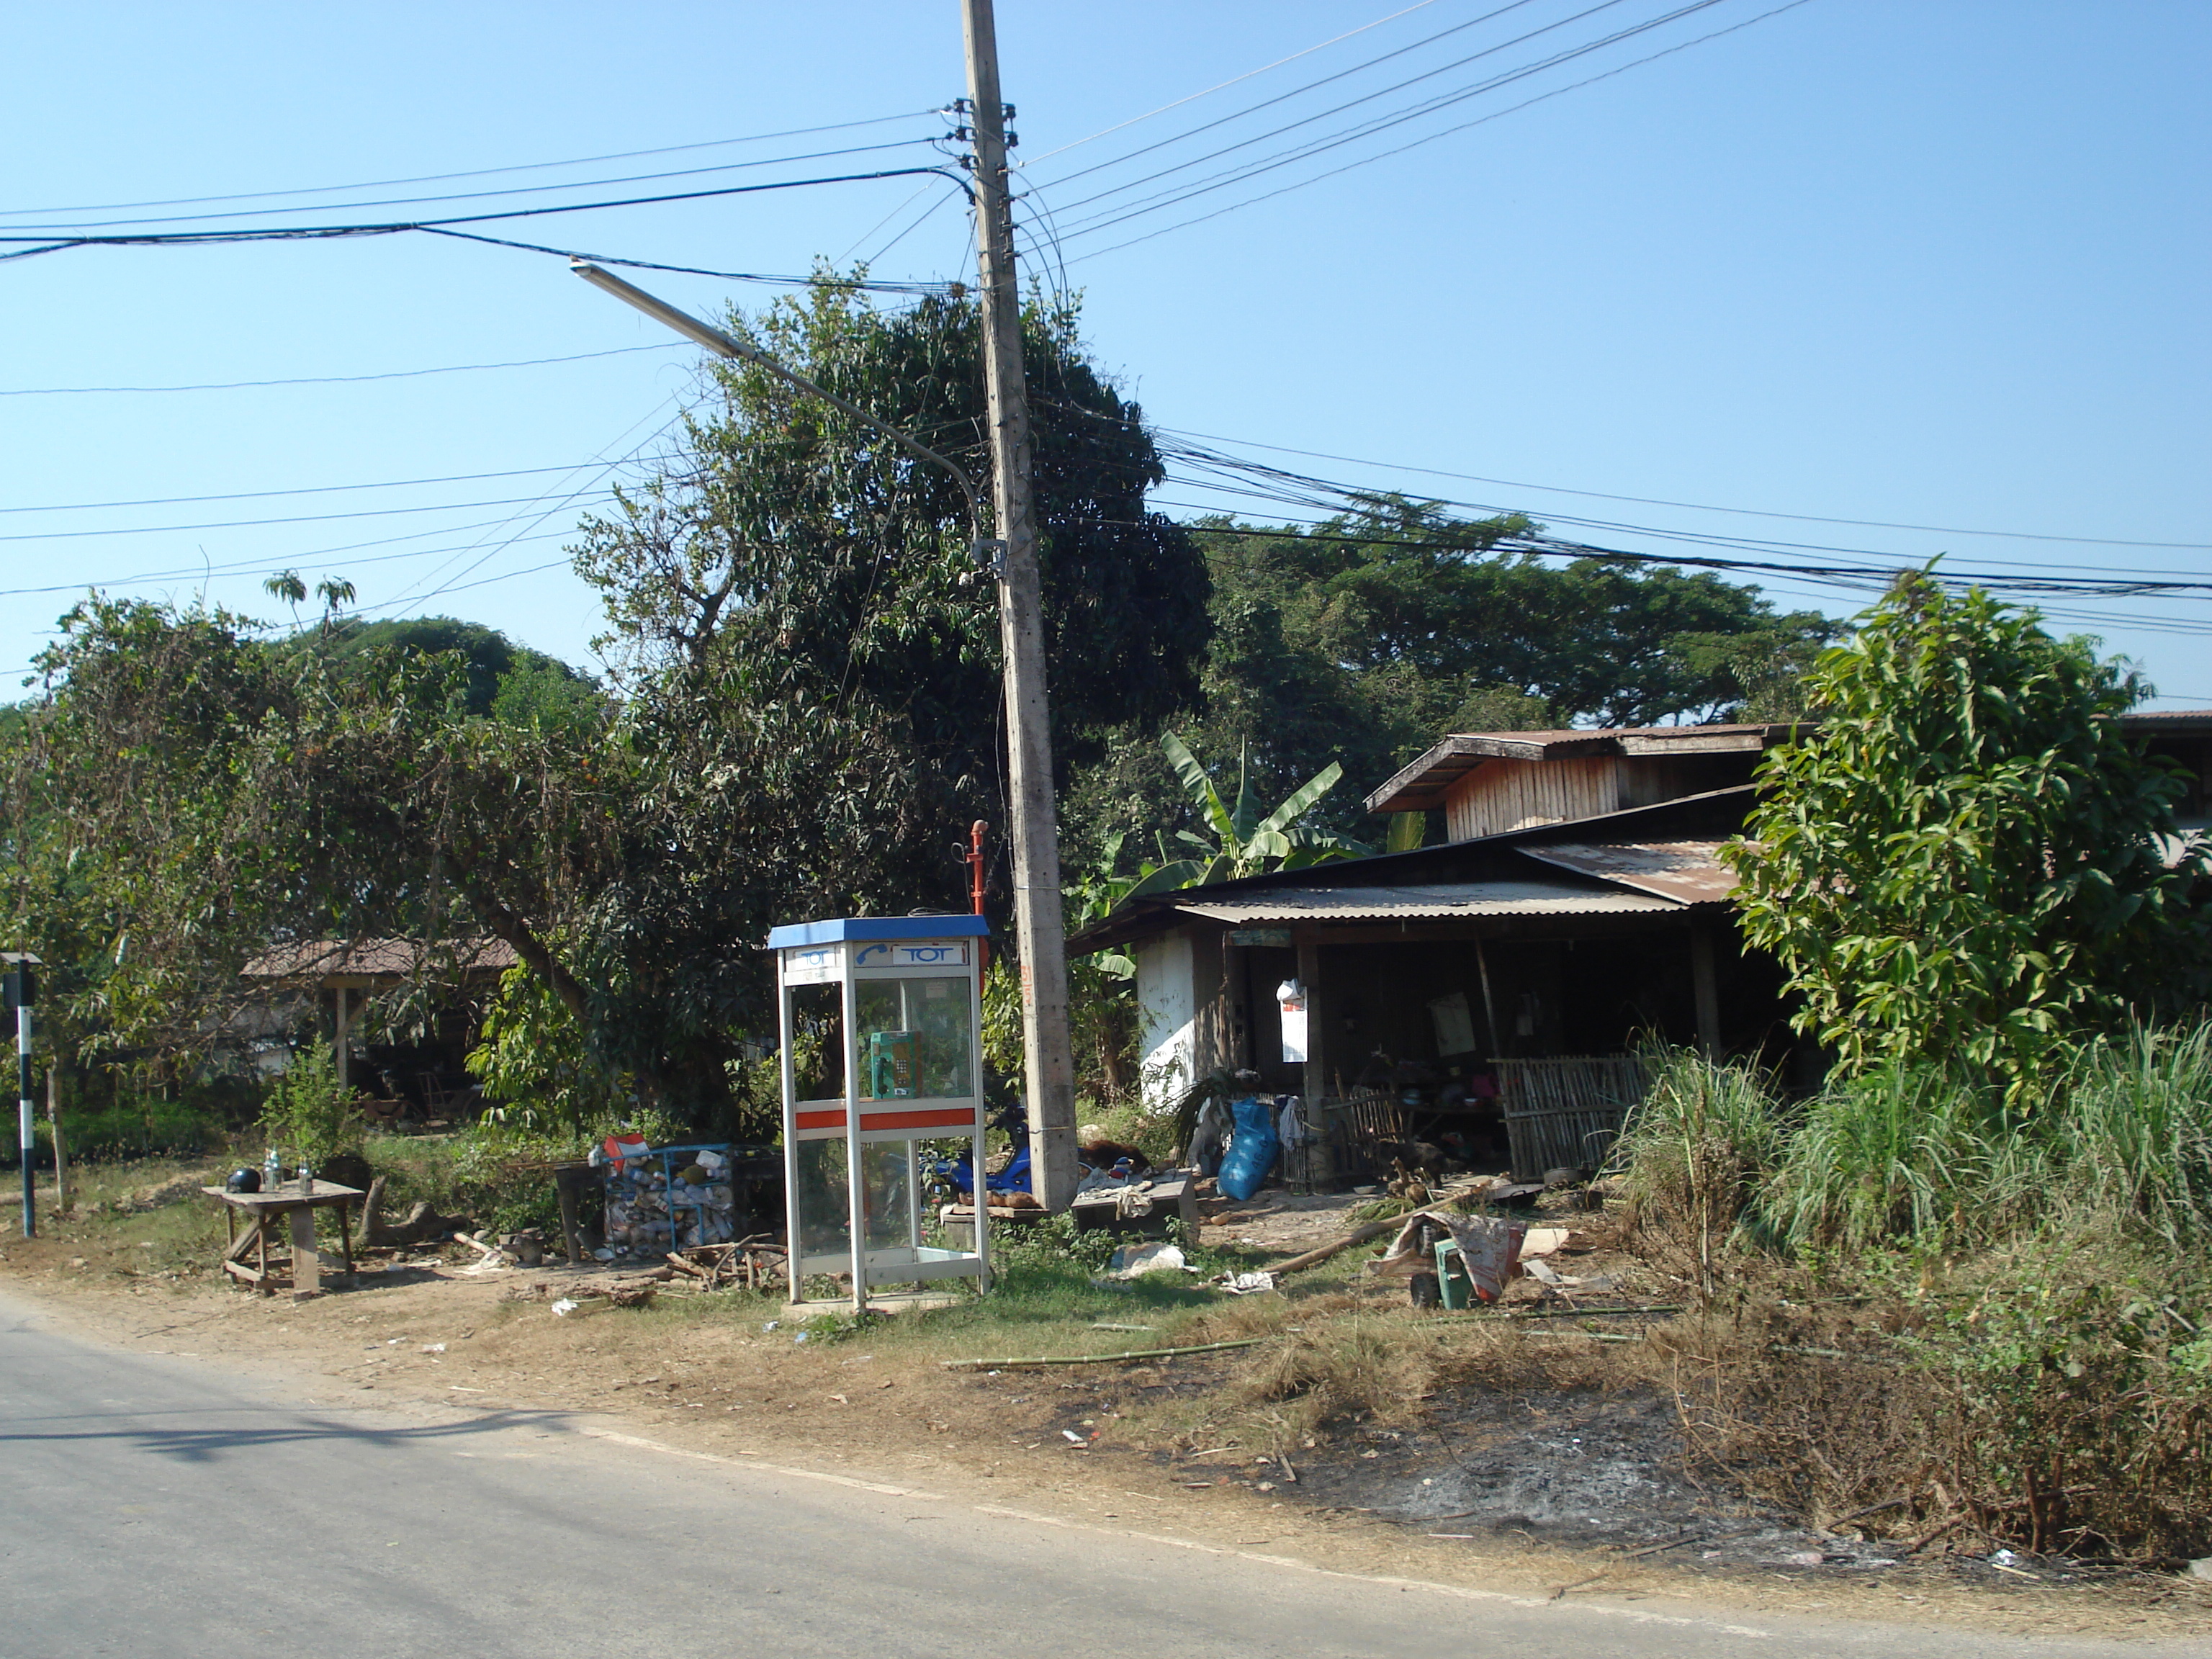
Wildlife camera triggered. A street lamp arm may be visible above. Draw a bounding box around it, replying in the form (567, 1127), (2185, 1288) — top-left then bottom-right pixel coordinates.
(568, 260), (989, 548)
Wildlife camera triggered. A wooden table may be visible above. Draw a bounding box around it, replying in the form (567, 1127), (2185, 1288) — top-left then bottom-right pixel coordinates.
(202, 1182), (363, 1300)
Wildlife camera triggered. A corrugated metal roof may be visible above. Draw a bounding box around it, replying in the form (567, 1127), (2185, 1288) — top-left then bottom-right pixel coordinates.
(1170, 878), (1683, 923)
(1519, 841), (1737, 904)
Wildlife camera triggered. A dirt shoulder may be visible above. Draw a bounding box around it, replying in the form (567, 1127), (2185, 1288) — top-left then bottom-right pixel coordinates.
(6, 1187), (2209, 1649)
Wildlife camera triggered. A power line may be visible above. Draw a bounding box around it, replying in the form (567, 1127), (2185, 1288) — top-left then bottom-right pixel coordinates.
(0, 460), (682, 516)
(0, 529), (577, 601)
(1146, 424), (2212, 552)
(1069, 0), (1814, 258)
(1038, 0), (1620, 216)
(0, 341), (686, 397)
(0, 110), (946, 219)
(1050, 0), (1734, 241)
(0, 166), (969, 262)
(1020, 0), (1458, 167)
(10, 138), (940, 234)
(0, 493), (607, 544)
(1139, 509), (2212, 607)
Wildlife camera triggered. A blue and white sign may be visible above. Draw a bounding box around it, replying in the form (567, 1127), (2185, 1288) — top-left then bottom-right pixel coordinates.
(853, 940), (970, 970)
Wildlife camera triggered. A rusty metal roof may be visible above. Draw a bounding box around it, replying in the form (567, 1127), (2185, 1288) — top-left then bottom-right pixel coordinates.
(1169, 878), (1683, 924)
(240, 937), (518, 981)
(1518, 840), (1737, 905)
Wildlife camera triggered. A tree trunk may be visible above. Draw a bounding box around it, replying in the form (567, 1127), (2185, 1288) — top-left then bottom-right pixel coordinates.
(353, 1174), (387, 1250)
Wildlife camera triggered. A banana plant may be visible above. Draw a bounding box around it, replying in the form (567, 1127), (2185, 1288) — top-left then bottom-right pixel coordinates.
(1066, 734), (1372, 959)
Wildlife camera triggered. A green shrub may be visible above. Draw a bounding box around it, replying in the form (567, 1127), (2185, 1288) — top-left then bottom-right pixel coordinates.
(255, 1041), (364, 1169)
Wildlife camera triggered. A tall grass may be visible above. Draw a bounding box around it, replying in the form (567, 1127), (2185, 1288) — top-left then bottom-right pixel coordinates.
(1625, 1027), (2212, 1557)
(1611, 1050), (1788, 1290)
(2050, 1022), (2212, 1253)
(1619, 1025), (2212, 1261)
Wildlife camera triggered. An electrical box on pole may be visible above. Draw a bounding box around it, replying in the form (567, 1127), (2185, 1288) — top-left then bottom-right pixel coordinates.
(961, 0), (1079, 1213)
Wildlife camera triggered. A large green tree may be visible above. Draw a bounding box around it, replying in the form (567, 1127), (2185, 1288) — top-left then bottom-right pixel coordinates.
(1, 597), (609, 1079)
(1725, 574), (2211, 1094)
(1061, 499), (1837, 858)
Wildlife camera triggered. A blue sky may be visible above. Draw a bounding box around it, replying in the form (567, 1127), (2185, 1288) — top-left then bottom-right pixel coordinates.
(4, 1), (2206, 705)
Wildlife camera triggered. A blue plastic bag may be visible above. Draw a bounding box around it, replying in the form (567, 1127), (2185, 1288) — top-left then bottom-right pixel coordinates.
(1215, 1095), (1279, 1202)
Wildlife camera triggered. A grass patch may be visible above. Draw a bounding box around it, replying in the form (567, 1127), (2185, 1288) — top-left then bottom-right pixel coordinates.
(1614, 1026), (2212, 1560)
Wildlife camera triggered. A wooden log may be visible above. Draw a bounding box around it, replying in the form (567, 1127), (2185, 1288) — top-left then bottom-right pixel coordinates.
(942, 1336), (1268, 1371)
(1269, 1215), (1407, 1276)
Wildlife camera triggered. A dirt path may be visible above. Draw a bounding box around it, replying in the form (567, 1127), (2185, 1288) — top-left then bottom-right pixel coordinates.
(5, 1227), (2207, 1648)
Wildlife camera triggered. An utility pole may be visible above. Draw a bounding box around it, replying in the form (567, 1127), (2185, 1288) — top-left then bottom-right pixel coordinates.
(5, 956), (36, 1238)
(962, 0), (1077, 1213)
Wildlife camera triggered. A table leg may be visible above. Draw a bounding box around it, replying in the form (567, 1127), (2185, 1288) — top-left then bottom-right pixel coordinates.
(258, 1218), (270, 1293)
(290, 1205), (321, 1300)
(338, 1202), (356, 1274)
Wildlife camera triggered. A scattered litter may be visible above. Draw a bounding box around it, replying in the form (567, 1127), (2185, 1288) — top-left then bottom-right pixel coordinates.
(1090, 1322), (1156, 1332)
(1524, 1259), (1568, 1286)
(1101, 1242), (1192, 1280)
(1520, 1227), (1572, 1257)
(829, 1394), (848, 1405)
(1785, 1550), (1825, 1567)
(762, 1320), (781, 1331)
(1218, 1269), (1277, 1295)
(420, 1342), (446, 1354)
(793, 1331), (810, 1344)
(550, 1298), (580, 1317)
(1061, 1429), (1085, 1444)
(1990, 1548), (2020, 1567)
(593, 1246), (616, 1262)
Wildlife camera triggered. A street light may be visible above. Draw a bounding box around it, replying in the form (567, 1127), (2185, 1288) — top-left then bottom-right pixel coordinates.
(567, 261), (1003, 575)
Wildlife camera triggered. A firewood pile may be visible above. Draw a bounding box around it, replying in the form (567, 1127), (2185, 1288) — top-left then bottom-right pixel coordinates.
(664, 1236), (788, 1290)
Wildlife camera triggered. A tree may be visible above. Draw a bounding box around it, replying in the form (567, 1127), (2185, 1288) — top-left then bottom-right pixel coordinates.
(3, 595), (610, 1086)
(1060, 499), (1838, 858)
(1725, 574), (2211, 1095)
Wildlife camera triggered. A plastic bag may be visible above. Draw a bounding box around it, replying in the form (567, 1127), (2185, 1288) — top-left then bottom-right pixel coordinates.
(1216, 1094), (1279, 1201)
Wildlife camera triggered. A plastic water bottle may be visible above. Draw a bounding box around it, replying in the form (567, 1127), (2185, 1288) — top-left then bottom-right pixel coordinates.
(263, 1146), (281, 1192)
(299, 1157), (313, 1195)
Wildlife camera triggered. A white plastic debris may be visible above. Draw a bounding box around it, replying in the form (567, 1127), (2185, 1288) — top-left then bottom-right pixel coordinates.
(550, 1298), (580, 1316)
(762, 1320), (781, 1331)
(1104, 1242), (1190, 1279)
(1220, 1270), (1277, 1295)
(421, 1342), (446, 1354)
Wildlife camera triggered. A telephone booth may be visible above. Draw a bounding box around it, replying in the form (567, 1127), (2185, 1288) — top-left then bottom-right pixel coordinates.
(768, 914), (991, 1313)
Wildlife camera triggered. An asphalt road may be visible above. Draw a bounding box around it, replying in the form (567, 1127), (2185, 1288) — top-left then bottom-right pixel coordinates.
(0, 1290), (2190, 1658)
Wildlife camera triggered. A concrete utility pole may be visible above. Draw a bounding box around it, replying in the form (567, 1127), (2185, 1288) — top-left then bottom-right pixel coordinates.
(962, 0), (1077, 1213)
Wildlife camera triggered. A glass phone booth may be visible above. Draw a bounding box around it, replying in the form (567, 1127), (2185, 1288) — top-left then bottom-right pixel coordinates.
(768, 914), (991, 1313)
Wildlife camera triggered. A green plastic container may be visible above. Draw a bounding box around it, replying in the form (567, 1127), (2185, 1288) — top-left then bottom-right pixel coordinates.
(1434, 1240), (1475, 1310)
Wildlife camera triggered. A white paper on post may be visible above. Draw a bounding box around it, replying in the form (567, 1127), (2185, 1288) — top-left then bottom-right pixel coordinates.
(1277, 979), (1308, 1064)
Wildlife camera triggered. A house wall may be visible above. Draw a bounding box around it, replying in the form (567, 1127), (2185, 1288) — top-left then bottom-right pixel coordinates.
(1135, 932), (1195, 1111)
(1443, 751), (1761, 842)
(1445, 756), (1622, 840)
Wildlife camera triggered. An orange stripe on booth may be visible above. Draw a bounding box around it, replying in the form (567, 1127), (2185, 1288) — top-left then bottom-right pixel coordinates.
(794, 1107), (979, 1133)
